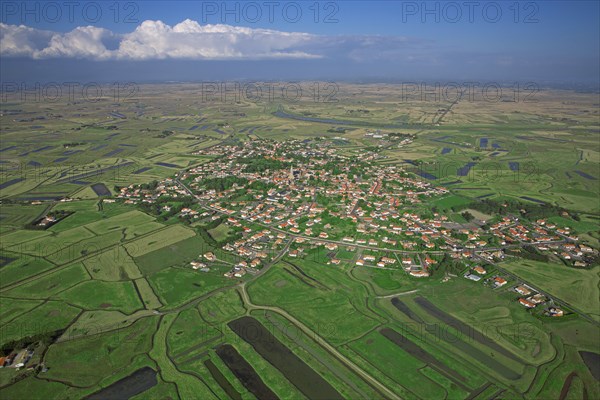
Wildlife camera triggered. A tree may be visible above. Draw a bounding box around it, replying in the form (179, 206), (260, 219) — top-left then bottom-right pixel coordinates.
(461, 211), (474, 222)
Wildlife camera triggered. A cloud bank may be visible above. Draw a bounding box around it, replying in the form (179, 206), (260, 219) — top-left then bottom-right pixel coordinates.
(5, 19), (585, 83)
(0, 20), (419, 61)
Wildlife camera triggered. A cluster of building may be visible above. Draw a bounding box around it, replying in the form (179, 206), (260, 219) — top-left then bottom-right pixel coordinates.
(222, 228), (284, 275)
(34, 214), (58, 227)
(116, 178), (188, 204)
(364, 131), (414, 148)
(488, 217), (596, 267)
(464, 266), (563, 316)
(515, 284), (564, 316)
(188, 213), (287, 278)
(463, 265), (488, 281)
(0, 349), (34, 369)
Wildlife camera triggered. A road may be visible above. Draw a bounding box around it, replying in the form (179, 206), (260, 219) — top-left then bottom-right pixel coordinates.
(376, 289), (419, 299)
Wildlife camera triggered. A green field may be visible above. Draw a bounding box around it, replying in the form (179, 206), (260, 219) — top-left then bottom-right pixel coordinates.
(0, 300), (81, 345)
(148, 266), (234, 309)
(208, 223), (232, 242)
(135, 234), (212, 275)
(3, 263), (90, 299)
(247, 259), (382, 345)
(57, 280), (143, 314)
(124, 225), (196, 257)
(44, 317), (157, 387)
(0, 255), (56, 288)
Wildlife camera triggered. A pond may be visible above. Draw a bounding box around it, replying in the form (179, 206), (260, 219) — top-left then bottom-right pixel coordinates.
(216, 344), (278, 400)
(86, 367), (157, 400)
(579, 351), (600, 380)
(91, 183), (111, 196)
(228, 316), (343, 400)
(204, 359), (242, 400)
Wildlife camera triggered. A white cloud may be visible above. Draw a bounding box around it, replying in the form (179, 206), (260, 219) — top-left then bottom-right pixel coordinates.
(0, 20), (422, 62)
(0, 20), (323, 60)
(35, 26), (115, 59)
(117, 19), (319, 60)
(0, 23), (54, 57)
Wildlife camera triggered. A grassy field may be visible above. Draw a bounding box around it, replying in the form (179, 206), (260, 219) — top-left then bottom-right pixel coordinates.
(135, 234), (213, 275)
(124, 225), (196, 257)
(48, 201), (134, 232)
(148, 266), (234, 309)
(62, 310), (147, 339)
(0, 300), (81, 344)
(56, 280), (143, 314)
(247, 259), (383, 346)
(134, 278), (163, 309)
(44, 317), (157, 387)
(250, 309), (382, 400)
(3, 263), (90, 299)
(431, 194), (473, 211)
(0, 375), (83, 399)
(0, 204), (48, 230)
(347, 329), (466, 399)
(0, 255), (56, 288)
(167, 308), (223, 358)
(197, 288), (246, 325)
(5, 226), (96, 256)
(84, 210), (157, 235)
(83, 246), (142, 281)
(208, 223), (232, 242)
(0, 229), (53, 247)
(0, 298), (42, 325)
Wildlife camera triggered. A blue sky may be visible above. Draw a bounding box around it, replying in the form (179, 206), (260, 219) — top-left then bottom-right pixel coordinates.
(1, 1), (598, 83)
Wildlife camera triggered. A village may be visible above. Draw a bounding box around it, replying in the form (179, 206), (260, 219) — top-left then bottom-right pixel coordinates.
(113, 139), (598, 318)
